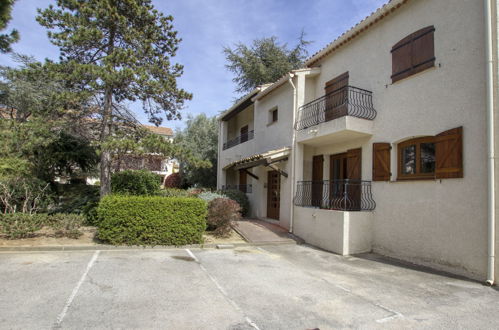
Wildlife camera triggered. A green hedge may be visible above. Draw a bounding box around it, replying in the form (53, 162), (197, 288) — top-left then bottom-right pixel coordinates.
(97, 195), (207, 246)
(111, 170), (161, 195)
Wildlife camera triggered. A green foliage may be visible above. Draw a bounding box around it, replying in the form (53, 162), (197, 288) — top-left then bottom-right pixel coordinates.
(45, 213), (84, 239)
(0, 0), (19, 53)
(175, 114), (218, 188)
(52, 183), (100, 225)
(198, 191), (225, 203)
(207, 198), (241, 237)
(96, 195), (207, 246)
(221, 189), (250, 217)
(0, 177), (52, 214)
(32, 132), (98, 182)
(0, 55), (94, 183)
(0, 213), (47, 239)
(158, 188), (190, 198)
(111, 170), (161, 196)
(223, 33), (311, 93)
(164, 172), (181, 188)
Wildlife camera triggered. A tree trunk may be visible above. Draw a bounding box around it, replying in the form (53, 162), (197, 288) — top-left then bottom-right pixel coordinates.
(99, 87), (113, 197)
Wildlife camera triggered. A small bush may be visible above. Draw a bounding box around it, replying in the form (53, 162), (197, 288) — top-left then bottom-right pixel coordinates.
(164, 172), (181, 188)
(97, 195), (207, 246)
(207, 198), (241, 237)
(46, 213), (84, 239)
(159, 188), (191, 198)
(0, 177), (53, 214)
(0, 213), (48, 239)
(52, 183), (100, 225)
(221, 190), (250, 217)
(111, 170), (161, 195)
(197, 191), (225, 203)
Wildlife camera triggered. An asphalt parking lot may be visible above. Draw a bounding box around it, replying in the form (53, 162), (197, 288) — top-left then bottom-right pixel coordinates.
(0, 244), (498, 330)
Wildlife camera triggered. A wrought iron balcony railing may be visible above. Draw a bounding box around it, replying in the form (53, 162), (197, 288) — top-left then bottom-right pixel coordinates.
(295, 86), (376, 130)
(222, 184), (252, 194)
(294, 180), (375, 211)
(223, 130), (254, 150)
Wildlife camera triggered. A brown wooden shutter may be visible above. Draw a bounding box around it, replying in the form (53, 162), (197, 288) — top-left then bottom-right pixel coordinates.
(435, 126), (463, 179)
(391, 26), (435, 83)
(372, 143), (391, 181)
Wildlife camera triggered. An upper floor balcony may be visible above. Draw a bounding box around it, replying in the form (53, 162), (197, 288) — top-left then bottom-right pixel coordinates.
(223, 130), (254, 150)
(294, 86), (376, 145)
(295, 85), (376, 130)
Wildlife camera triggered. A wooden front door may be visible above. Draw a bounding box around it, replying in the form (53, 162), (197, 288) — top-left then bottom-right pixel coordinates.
(239, 170), (247, 193)
(325, 72), (349, 122)
(328, 149), (361, 210)
(267, 171), (280, 219)
(312, 155), (324, 207)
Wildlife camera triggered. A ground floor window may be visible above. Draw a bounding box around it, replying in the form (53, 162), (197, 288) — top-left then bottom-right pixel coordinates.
(397, 137), (435, 180)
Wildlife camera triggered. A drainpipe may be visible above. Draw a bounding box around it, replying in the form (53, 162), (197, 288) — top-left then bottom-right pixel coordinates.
(288, 73), (297, 233)
(484, 0), (495, 286)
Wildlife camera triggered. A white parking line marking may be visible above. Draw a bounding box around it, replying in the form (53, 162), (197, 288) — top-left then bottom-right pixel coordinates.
(185, 249), (260, 330)
(53, 250), (100, 328)
(374, 303), (403, 323)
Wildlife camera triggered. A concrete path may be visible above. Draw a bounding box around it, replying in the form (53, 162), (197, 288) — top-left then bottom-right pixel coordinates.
(233, 219), (302, 244)
(0, 245), (498, 329)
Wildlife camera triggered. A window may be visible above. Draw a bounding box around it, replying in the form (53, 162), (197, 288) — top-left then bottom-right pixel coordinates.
(268, 107), (278, 124)
(391, 26), (435, 83)
(398, 137), (436, 180)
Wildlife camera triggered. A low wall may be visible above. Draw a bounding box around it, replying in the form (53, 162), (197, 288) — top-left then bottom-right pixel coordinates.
(293, 206), (373, 255)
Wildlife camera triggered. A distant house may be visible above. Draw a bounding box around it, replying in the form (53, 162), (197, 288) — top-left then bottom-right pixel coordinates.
(218, 0), (499, 284)
(112, 125), (179, 178)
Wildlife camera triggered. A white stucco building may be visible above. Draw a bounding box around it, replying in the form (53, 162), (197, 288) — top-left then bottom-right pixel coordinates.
(218, 0), (499, 284)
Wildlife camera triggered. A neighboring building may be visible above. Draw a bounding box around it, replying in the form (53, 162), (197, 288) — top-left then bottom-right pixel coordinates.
(113, 125), (179, 178)
(218, 0), (499, 284)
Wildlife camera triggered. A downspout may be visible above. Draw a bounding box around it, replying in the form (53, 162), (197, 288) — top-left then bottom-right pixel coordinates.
(288, 74), (297, 233)
(484, 0), (495, 286)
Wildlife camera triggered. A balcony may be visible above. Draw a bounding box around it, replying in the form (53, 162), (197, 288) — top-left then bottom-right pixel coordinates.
(223, 130), (254, 150)
(294, 180), (375, 211)
(222, 184), (252, 193)
(295, 86), (376, 131)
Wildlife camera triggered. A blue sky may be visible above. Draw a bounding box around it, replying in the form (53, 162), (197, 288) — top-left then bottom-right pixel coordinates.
(0, 0), (386, 130)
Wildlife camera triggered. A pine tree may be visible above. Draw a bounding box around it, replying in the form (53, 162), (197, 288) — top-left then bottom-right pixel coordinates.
(37, 0), (192, 196)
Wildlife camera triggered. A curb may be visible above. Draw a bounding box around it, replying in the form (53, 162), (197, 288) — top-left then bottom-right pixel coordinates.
(0, 240), (298, 252)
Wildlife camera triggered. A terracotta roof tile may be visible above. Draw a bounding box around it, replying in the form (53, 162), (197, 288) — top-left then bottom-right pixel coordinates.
(142, 125), (173, 136)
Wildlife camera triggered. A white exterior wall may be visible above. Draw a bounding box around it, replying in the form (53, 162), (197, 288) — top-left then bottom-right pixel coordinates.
(294, 0), (489, 280)
(218, 81), (295, 228)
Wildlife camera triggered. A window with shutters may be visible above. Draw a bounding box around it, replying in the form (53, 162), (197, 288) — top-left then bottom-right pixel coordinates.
(396, 127), (463, 180)
(391, 26), (435, 83)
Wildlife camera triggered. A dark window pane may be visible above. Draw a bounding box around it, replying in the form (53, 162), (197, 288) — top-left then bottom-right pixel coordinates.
(272, 109), (278, 122)
(421, 142), (435, 173)
(402, 145), (416, 175)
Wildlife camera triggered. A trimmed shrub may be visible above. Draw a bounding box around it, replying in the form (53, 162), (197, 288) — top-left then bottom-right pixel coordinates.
(46, 213), (84, 239)
(164, 172), (181, 188)
(0, 213), (48, 239)
(111, 170), (161, 195)
(197, 191), (225, 203)
(97, 195), (207, 246)
(222, 189), (250, 217)
(207, 198), (241, 237)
